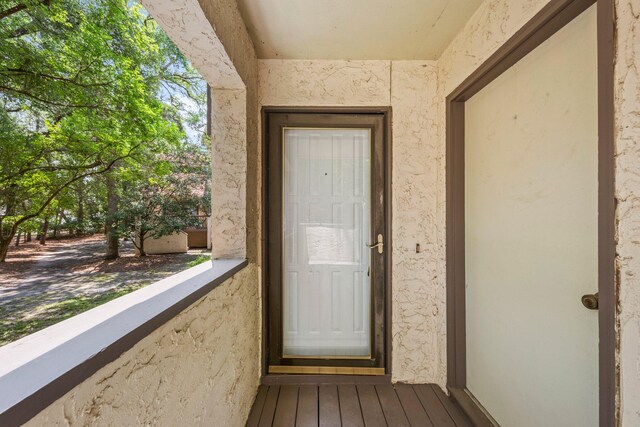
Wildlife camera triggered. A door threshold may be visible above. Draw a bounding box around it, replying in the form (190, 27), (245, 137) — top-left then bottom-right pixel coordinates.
(261, 373), (391, 386)
(269, 366), (385, 376)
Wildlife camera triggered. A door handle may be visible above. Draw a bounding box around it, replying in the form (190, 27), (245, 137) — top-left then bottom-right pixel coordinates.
(581, 292), (599, 310)
(368, 234), (384, 254)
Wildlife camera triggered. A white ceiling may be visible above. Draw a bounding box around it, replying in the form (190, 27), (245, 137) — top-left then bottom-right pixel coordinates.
(236, 0), (484, 60)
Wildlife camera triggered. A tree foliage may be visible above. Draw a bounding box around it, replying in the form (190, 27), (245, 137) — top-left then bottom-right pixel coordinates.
(0, 0), (208, 261)
(115, 141), (210, 256)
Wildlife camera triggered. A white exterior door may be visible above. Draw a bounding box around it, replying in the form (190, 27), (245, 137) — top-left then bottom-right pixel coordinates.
(266, 112), (387, 373)
(464, 5), (598, 426)
(282, 128), (371, 358)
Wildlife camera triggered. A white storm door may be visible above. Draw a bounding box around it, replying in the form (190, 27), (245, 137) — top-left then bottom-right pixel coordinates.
(282, 128), (372, 358)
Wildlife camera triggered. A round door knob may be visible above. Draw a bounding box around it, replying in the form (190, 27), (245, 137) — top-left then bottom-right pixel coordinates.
(581, 292), (599, 310)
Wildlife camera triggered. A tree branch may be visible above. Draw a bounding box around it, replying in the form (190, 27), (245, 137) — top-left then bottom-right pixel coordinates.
(0, 0), (51, 21)
(0, 3), (27, 20)
(4, 144), (142, 238)
(3, 68), (113, 88)
(0, 84), (111, 111)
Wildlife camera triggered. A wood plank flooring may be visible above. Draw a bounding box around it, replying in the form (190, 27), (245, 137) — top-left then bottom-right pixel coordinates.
(246, 384), (472, 427)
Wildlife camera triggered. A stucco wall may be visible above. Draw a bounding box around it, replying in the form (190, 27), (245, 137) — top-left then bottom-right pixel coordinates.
(209, 87), (249, 259)
(615, 0), (640, 424)
(196, 0), (261, 263)
(135, 232), (188, 255)
(25, 265), (260, 427)
(259, 59), (447, 386)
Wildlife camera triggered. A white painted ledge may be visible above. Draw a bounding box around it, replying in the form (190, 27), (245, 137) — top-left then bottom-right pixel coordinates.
(0, 259), (247, 422)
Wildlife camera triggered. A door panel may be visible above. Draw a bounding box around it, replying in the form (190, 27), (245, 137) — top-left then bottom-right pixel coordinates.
(283, 128), (372, 357)
(266, 112), (387, 372)
(464, 5), (597, 426)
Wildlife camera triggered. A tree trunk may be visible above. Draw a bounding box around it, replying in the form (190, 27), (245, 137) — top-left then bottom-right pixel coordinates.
(15, 230), (21, 246)
(0, 238), (10, 262)
(26, 232), (32, 242)
(0, 208), (19, 261)
(76, 188), (84, 236)
(39, 218), (49, 245)
(2, 189), (18, 260)
(52, 210), (61, 239)
(138, 231), (146, 257)
(105, 173), (119, 259)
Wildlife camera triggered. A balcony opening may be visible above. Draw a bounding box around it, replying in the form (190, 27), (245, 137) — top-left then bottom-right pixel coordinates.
(0, 0), (212, 346)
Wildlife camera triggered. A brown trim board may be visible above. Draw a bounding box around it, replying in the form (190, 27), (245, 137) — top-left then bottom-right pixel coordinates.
(265, 112), (386, 371)
(445, 0), (616, 425)
(0, 260), (248, 427)
(260, 107), (393, 378)
(596, 0), (617, 424)
(448, 387), (497, 427)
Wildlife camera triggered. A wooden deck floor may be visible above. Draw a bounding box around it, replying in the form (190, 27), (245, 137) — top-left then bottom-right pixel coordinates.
(246, 384), (472, 427)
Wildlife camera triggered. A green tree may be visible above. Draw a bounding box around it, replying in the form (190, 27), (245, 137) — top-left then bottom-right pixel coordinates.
(0, 0), (205, 261)
(115, 141), (210, 257)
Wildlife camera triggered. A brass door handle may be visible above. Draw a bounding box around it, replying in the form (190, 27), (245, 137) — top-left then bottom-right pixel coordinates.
(368, 234), (384, 254)
(581, 292), (599, 310)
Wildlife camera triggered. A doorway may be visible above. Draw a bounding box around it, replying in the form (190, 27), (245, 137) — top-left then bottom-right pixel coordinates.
(466, 5), (597, 425)
(446, 0), (615, 425)
(264, 110), (390, 375)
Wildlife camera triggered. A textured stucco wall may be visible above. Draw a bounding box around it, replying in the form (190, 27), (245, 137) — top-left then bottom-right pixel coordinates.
(196, 0), (261, 263)
(390, 62), (446, 385)
(135, 232), (188, 255)
(139, 0), (244, 90)
(259, 59), (446, 386)
(615, 0), (640, 424)
(437, 0), (550, 96)
(25, 266), (260, 427)
(210, 87), (248, 259)
(259, 60), (391, 106)
(198, 0), (261, 263)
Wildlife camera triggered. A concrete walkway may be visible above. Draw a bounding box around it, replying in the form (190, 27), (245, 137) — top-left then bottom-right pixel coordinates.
(0, 235), (209, 326)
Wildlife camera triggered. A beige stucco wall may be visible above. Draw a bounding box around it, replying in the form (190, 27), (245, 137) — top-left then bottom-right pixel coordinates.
(25, 265), (260, 427)
(259, 59), (447, 387)
(209, 87), (249, 259)
(196, 0), (261, 264)
(196, 0), (261, 261)
(135, 232), (188, 255)
(615, 0), (640, 424)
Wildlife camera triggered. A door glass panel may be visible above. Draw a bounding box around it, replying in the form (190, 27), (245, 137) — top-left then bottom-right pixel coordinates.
(282, 128), (371, 358)
(464, 5), (597, 426)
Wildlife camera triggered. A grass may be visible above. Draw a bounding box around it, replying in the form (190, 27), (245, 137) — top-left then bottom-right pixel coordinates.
(0, 253), (211, 346)
(186, 254), (211, 268)
(0, 284), (144, 346)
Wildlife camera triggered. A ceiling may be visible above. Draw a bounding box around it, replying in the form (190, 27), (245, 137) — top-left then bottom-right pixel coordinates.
(236, 0), (484, 60)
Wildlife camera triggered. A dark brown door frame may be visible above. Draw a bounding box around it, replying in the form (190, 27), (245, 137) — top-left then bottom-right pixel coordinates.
(261, 107), (393, 382)
(445, 0), (616, 425)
